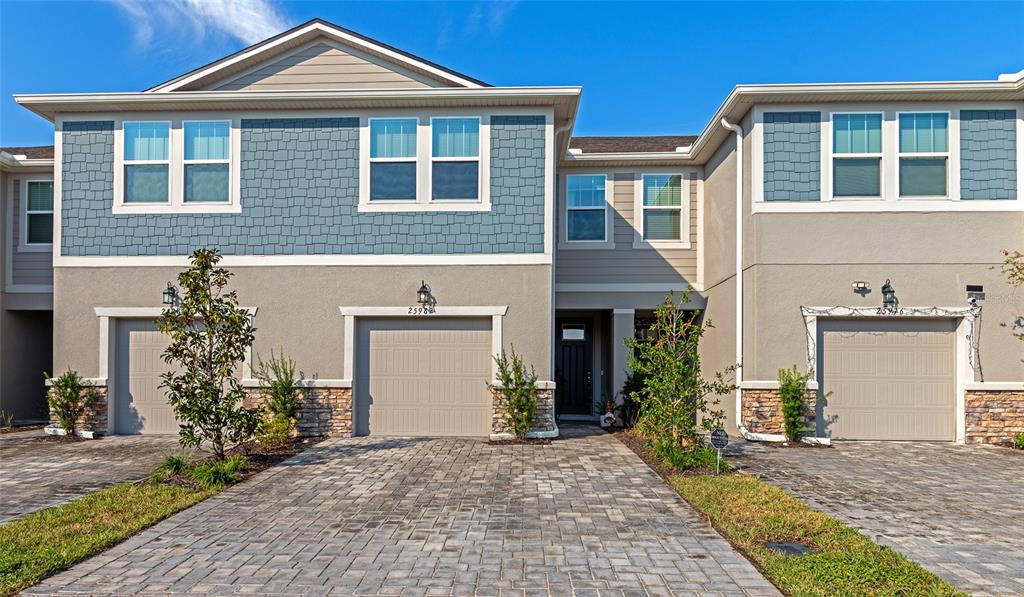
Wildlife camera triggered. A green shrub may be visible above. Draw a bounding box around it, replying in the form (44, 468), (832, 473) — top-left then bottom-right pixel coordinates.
(494, 346), (538, 439)
(1014, 432), (1024, 450)
(188, 455), (247, 489)
(157, 453), (190, 476)
(44, 370), (97, 436)
(254, 349), (300, 419)
(618, 370), (646, 428)
(256, 412), (295, 447)
(778, 365), (815, 442)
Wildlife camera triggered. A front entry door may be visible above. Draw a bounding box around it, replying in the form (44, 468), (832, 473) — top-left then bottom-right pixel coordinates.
(555, 319), (593, 416)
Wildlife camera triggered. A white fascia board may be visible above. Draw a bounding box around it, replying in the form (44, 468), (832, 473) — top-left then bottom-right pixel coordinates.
(57, 254), (552, 267)
(151, 21), (485, 92)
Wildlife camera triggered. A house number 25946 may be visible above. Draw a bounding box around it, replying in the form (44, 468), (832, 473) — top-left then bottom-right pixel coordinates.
(408, 306), (436, 315)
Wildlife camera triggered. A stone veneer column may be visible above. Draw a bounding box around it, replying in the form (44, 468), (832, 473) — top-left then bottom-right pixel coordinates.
(965, 390), (1024, 445)
(47, 383), (108, 436)
(245, 386), (353, 437)
(611, 309), (635, 402)
(740, 388), (817, 435)
(490, 386), (556, 439)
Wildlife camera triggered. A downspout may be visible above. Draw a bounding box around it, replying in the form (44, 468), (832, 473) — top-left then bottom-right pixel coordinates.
(720, 118), (784, 442)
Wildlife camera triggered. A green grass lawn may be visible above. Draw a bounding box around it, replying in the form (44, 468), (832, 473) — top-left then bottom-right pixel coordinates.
(0, 482), (212, 596)
(673, 474), (965, 597)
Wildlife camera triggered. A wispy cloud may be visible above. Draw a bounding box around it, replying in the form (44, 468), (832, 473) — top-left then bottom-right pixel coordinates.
(437, 1), (517, 49)
(111, 0), (288, 49)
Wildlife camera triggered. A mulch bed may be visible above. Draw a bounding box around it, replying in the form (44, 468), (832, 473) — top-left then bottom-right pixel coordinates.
(760, 439), (830, 449)
(157, 436), (324, 489)
(608, 428), (719, 478)
(33, 434), (87, 443)
(1, 424), (46, 435)
(486, 438), (553, 446)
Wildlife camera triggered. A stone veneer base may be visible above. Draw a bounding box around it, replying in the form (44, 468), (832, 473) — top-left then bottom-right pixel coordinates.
(244, 387), (353, 437)
(965, 389), (1024, 445)
(490, 387), (557, 439)
(740, 388), (816, 436)
(48, 384), (109, 436)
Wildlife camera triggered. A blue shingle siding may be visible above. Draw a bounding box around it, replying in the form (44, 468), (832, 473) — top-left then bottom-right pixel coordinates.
(960, 110), (1017, 200)
(763, 112), (821, 201)
(60, 116), (546, 256)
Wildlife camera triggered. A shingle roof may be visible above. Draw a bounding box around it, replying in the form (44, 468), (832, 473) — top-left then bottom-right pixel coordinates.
(1, 145), (54, 159)
(569, 136), (697, 154)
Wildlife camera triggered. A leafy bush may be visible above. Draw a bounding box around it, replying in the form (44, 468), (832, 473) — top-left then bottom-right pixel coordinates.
(618, 370), (646, 428)
(157, 248), (260, 459)
(256, 412), (295, 447)
(494, 346), (538, 439)
(254, 349), (300, 419)
(188, 455), (247, 489)
(778, 365), (815, 442)
(44, 370), (97, 436)
(157, 453), (190, 476)
(1014, 432), (1024, 450)
(625, 292), (736, 467)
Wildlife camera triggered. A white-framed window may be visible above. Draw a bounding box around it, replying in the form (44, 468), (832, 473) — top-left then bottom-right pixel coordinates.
(369, 117), (418, 202)
(431, 117), (481, 201)
(565, 174), (608, 243)
(358, 113), (492, 213)
(898, 112), (950, 198)
(21, 179), (53, 249)
(635, 173), (689, 248)
(832, 113), (882, 198)
(183, 120), (230, 203)
(123, 121), (171, 204)
(111, 117), (241, 214)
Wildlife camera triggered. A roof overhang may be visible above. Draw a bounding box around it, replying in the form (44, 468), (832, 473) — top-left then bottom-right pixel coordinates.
(0, 151), (54, 172)
(561, 78), (1024, 166)
(14, 86), (581, 123)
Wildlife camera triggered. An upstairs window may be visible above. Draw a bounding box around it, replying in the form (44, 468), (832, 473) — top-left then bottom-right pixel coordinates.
(833, 113), (882, 197)
(25, 180), (53, 245)
(566, 175), (607, 242)
(183, 121), (230, 203)
(899, 113), (949, 197)
(641, 174), (683, 242)
(123, 121), (170, 203)
(432, 118), (480, 200)
(369, 118), (417, 201)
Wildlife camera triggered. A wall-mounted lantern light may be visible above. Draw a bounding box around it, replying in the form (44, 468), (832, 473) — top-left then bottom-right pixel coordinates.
(416, 281), (433, 306)
(162, 282), (178, 307)
(879, 279), (899, 314)
(852, 281), (870, 294)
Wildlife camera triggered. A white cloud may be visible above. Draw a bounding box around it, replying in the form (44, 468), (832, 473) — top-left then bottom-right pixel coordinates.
(111, 0), (288, 48)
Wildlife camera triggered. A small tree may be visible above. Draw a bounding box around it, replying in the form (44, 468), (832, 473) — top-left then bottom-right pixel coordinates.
(494, 346), (538, 439)
(625, 291), (736, 462)
(778, 365), (814, 442)
(45, 370), (97, 436)
(254, 349), (300, 446)
(157, 248), (259, 459)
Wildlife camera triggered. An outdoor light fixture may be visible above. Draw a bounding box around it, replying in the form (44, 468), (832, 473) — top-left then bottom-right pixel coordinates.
(416, 281), (433, 306)
(162, 282), (178, 307)
(879, 279), (899, 314)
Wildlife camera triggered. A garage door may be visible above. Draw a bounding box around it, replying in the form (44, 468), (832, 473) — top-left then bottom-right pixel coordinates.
(115, 320), (179, 435)
(355, 318), (492, 436)
(820, 319), (955, 441)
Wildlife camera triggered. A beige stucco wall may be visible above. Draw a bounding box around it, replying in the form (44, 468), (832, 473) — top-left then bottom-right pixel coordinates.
(54, 264), (553, 382)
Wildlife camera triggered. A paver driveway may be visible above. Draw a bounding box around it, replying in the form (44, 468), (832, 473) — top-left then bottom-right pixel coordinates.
(730, 441), (1024, 596)
(0, 431), (180, 523)
(30, 426), (778, 596)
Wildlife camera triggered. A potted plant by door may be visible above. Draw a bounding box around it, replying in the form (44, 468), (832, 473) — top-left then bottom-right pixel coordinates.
(600, 398), (617, 428)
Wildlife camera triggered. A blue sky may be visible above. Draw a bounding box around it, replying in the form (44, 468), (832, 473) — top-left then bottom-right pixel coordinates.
(2, 1), (1022, 147)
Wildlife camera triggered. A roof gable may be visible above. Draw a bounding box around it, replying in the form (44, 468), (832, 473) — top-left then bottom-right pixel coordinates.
(148, 19), (487, 92)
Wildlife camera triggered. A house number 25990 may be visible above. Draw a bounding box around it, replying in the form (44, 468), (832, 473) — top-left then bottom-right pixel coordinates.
(408, 306), (436, 315)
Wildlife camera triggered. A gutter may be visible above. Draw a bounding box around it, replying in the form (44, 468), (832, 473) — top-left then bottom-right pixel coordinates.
(719, 117), (785, 443)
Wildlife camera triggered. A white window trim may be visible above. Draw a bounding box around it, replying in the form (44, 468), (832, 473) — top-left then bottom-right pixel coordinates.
(429, 116), (483, 204)
(829, 111), (884, 201)
(366, 116), (419, 205)
(752, 103), (1024, 213)
(633, 172), (691, 249)
(19, 177), (54, 252)
(358, 112), (491, 213)
(113, 116), (242, 214)
(182, 119), (232, 205)
(896, 111), (952, 200)
(559, 173), (613, 249)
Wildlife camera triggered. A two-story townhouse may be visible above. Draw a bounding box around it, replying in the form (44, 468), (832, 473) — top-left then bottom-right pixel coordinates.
(0, 146), (54, 423)
(10, 19), (1024, 443)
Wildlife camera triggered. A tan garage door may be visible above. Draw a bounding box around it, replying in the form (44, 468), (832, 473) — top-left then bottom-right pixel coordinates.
(820, 319), (955, 441)
(115, 320), (179, 435)
(356, 318), (492, 437)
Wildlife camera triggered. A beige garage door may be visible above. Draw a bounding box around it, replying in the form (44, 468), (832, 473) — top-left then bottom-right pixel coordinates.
(820, 319), (955, 441)
(115, 320), (179, 435)
(356, 318), (492, 437)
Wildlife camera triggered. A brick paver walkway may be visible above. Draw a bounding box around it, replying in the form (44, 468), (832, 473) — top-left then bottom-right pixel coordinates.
(30, 426), (778, 596)
(730, 441), (1024, 596)
(0, 431), (181, 523)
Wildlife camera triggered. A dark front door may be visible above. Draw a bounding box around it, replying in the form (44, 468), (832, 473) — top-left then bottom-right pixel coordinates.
(555, 319), (593, 416)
